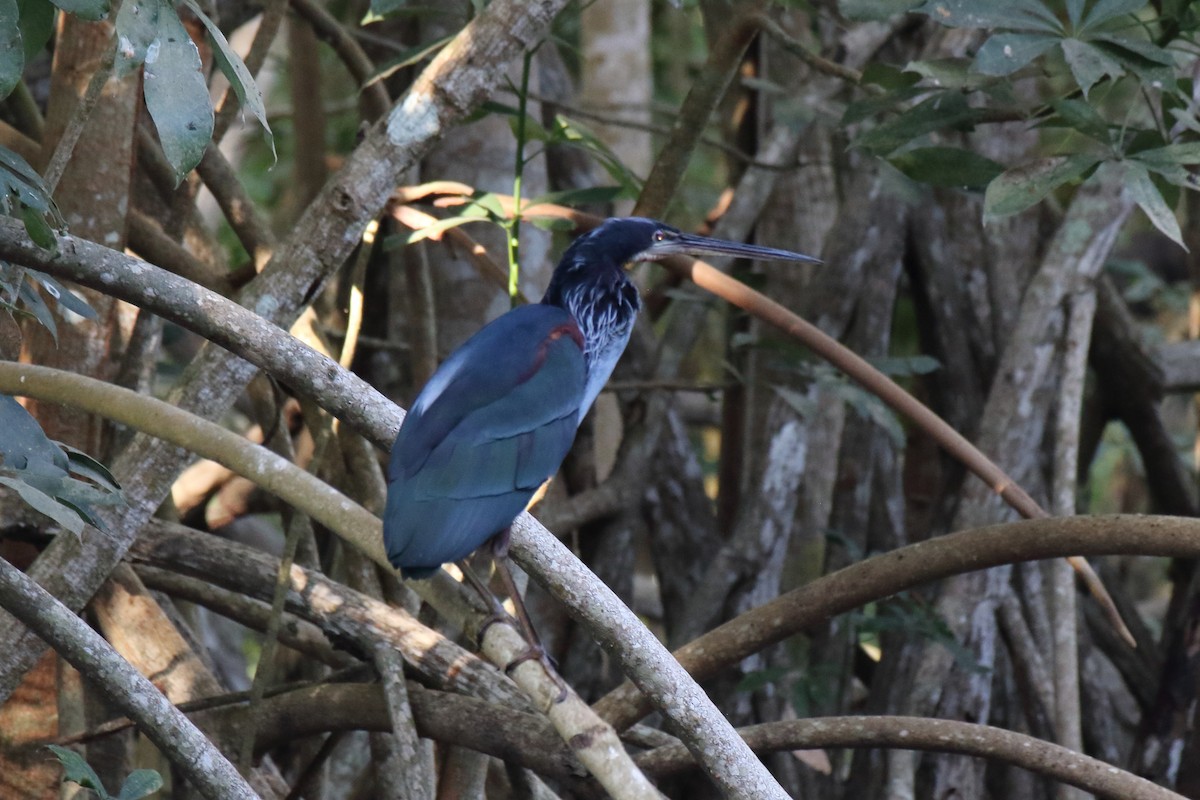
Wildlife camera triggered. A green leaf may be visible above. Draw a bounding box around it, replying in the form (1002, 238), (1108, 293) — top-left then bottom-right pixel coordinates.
(842, 86), (924, 125)
(1065, 0), (1085, 28)
(1133, 141), (1200, 166)
(1061, 38), (1124, 97)
(860, 62), (921, 91)
(904, 58), (984, 90)
(1168, 107), (1200, 136)
(0, 396), (121, 530)
(114, 0), (156, 77)
(365, 34), (453, 87)
(115, 770), (163, 800)
(983, 153), (1101, 220)
(0, 141), (52, 196)
(47, 0), (106, 21)
(0, 0), (24, 100)
(916, 0), (1062, 33)
(365, 0), (406, 21)
(853, 92), (982, 156)
(888, 146), (1005, 190)
(17, 0), (54, 62)
(0, 394), (68, 472)
(57, 442), (122, 493)
(772, 385), (818, 419)
(471, 191), (505, 220)
(28, 271), (96, 319)
(47, 745), (107, 794)
(736, 666), (791, 693)
(1047, 97), (1111, 143)
(526, 215), (576, 232)
(53, 474), (125, 528)
(1, 145), (64, 248)
(1089, 36), (1174, 88)
(973, 32), (1060, 76)
(184, 0), (272, 155)
(1123, 160), (1185, 249)
(0, 474), (85, 533)
(17, 279), (56, 341)
(116, 0), (213, 182)
(19, 203), (56, 250)
(143, 10), (214, 182)
(1079, 0), (1148, 33)
(549, 115), (643, 197)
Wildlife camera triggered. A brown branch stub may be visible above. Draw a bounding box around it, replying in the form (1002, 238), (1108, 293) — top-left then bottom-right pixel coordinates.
(636, 716), (1183, 800)
(632, 1), (768, 219)
(752, 14), (866, 87)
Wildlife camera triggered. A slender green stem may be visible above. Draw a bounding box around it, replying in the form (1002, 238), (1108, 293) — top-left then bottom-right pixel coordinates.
(507, 49), (534, 303)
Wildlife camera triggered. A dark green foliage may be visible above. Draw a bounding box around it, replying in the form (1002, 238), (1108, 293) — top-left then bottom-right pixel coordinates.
(982, 153), (1101, 219)
(16, 0), (54, 61)
(112, 0), (272, 183)
(0, 0), (22, 99)
(0, 145), (91, 342)
(185, 0), (273, 157)
(0, 144), (63, 250)
(889, 146), (1005, 190)
(46, 0), (106, 21)
(115, 0), (213, 183)
(48, 745), (163, 800)
(0, 396), (124, 534)
(845, 0), (1199, 244)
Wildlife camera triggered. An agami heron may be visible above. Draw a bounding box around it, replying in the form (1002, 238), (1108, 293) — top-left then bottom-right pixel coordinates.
(384, 217), (817, 653)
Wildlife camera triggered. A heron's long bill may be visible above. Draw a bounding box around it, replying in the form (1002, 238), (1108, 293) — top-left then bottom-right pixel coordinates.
(647, 232), (821, 264)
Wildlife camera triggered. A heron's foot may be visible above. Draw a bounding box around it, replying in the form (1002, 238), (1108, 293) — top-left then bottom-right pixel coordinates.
(505, 644), (569, 703)
(475, 605), (514, 643)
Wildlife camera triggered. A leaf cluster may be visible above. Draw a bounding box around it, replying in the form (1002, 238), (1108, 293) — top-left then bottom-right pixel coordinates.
(0, 148), (96, 341)
(846, 0), (1200, 246)
(47, 745), (162, 800)
(113, 0), (273, 183)
(0, 395), (124, 535)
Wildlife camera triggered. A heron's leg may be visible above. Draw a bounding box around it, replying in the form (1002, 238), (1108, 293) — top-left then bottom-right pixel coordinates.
(458, 553), (563, 690)
(490, 528), (568, 700)
(455, 559), (512, 640)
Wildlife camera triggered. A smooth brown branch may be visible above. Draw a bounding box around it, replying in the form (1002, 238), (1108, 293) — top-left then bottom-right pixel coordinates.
(196, 144), (277, 270)
(592, 514), (1194, 731)
(634, 716), (1183, 800)
(135, 565), (356, 669)
(676, 258), (1131, 646)
(752, 14), (867, 87)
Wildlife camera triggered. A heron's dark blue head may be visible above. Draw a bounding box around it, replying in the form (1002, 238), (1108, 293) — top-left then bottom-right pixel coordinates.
(541, 217), (820, 422)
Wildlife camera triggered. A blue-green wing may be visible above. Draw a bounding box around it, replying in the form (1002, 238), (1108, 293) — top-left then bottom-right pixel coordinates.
(384, 304), (586, 575)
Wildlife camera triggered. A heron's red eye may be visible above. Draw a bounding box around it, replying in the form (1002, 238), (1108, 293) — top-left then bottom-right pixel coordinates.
(653, 230), (666, 242)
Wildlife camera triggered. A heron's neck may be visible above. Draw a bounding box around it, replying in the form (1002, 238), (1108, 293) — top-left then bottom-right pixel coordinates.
(542, 267), (640, 422)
